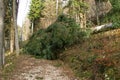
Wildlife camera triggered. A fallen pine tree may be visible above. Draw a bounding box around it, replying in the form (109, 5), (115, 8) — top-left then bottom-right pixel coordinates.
(91, 23), (114, 33)
(92, 23), (113, 31)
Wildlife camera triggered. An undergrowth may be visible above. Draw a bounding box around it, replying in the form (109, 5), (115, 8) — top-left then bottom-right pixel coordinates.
(60, 29), (120, 80)
(0, 53), (16, 80)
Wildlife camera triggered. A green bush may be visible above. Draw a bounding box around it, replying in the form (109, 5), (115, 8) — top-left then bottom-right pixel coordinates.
(23, 15), (88, 60)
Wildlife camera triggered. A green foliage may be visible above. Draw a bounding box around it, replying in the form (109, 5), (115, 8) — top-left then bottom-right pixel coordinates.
(110, 0), (120, 12)
(68, 0), (88, 16)
(101, 0), (120, 28)
(29, 0), (44, 21)
(110, 0), (120, 28)
(71, 0), (88, 13)
(95, 0), (108, 2)
(24, 15), (88, 60)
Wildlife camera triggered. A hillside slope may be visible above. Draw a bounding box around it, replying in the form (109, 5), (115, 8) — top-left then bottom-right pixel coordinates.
(60, 29), (120, 80)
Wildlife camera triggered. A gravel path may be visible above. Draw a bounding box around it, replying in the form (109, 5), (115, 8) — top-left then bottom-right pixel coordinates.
(10, 55), (78, 80)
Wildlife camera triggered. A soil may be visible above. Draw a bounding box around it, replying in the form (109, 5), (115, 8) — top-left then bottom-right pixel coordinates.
(1, 55), (78, 80)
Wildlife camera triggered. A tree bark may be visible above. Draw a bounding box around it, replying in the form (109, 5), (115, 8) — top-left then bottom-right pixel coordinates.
(10, 19), (15, 53)
(0, 0), (5, 67)
(79, 0), (86, 28)
(75, 0), (87, 28)
(79, 13), (86, 28)
(13, 0), (20, 56)
(56, 0), (59, 15)
(95, 0), (100, 25)
(91, 23), (113, 33)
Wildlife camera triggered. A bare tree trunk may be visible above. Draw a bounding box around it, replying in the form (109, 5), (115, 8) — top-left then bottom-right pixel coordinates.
(31, 22), (34, 34)
(91, 23), (113, 32)
(10, 19), (15, 53)
(13, 0), (20, 56)
(79, 13), (84, 28)
(95, 0), (100, 25)
(83, 13), (86, 28)
(56, 0), (59, 15)
(0, 0), (5, 67)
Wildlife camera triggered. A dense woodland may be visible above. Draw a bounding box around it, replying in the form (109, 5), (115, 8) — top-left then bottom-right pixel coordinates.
(0, 0), (120, 80)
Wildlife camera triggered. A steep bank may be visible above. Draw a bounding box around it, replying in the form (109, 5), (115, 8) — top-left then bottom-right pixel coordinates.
(60, 29), (120, 79)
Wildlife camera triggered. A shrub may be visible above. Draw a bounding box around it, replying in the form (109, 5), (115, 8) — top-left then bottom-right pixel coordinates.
(63, 53), (118, 79)
(23, 15), (88, 60)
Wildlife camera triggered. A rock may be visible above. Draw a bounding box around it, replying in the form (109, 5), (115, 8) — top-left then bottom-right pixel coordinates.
(86, 0), (112, 20)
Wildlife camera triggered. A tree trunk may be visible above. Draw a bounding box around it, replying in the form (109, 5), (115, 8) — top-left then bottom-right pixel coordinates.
(31, 22), (34, 35)
(56, 0), (59, 15)
(0, 0), (5, 67)
(95, 0), (100, 25)
(10, 19), (15, 53)
(75, 0), (86, 28)
(91, 23), (113, 33)
(13, 0), (20, 56)
(79, 13), (83, 28)
(80, 0), (86, 28)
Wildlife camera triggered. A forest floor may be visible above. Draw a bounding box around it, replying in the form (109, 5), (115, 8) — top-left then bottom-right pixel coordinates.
(0, 54), (78, 80)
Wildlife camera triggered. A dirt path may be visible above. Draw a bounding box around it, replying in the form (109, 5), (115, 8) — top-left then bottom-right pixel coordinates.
(3, 55), (78, 80)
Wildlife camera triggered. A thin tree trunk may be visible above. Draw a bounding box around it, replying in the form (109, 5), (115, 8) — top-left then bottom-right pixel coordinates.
(0, 0), (5, 67)
(13, 0), (20, 56)
(56, 0), (59, 15)
(83, 13), (86, 28)
(32, 22), (34, 34)
(79, 13), (84, 28)
(95, 0), (100, 25)
(10, 19), (15, 53)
